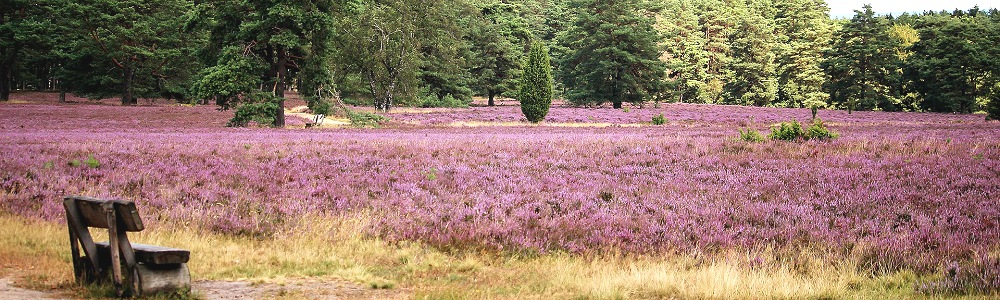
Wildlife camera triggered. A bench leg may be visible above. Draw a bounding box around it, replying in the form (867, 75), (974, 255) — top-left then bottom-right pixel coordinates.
(133, 263), (191, 296)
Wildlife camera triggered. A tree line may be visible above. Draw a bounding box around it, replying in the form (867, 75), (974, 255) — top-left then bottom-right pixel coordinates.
(3, 0), (1000, 125)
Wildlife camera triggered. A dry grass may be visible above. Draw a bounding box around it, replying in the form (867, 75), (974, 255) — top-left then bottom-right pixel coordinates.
(0, 214), (971, 299)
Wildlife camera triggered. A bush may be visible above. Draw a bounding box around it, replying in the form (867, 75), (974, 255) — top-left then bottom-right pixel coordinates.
(346, 109), (388, 128)
(519, 41), (553, 123)
(987, 90), (1000, 121)
(805, 119), (838, 140)
(420, 93), (470, 108)
(652, 113), (666, 125)
(768, 120), (804, 141)
(767, 119), (838, 141)
(739, 129), (766, 143)
(228, 101), (279, 127)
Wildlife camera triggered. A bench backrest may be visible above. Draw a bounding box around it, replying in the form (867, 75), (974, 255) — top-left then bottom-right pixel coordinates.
(64, 196), (144, 232)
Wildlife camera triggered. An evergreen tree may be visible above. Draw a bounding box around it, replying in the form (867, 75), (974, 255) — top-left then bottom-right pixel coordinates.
(723, 0), (778, 106)
(519, 41), (553, 123)
(559, 0), (665, 108)
(468, 0), (529, 106)
(905, 11), (993, 113)
(660, 0), (708, 103)
(774, 0), (833, 111)
(822, 5), (901, 113)
(190, 0), (338, 125)
(1, 0), (54, 101)
(48, 0), (199, 105)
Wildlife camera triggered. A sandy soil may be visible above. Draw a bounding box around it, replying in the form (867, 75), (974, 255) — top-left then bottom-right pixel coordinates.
(0, 277), (69, 300)
(0, 277), (407, 300)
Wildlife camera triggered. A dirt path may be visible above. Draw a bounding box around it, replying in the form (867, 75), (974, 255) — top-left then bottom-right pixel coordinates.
(194, 279), (408, 300)
(1, 276), (407, 300)
(0, 277), (68, 300)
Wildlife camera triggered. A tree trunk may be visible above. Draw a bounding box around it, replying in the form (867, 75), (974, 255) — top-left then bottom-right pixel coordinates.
(273, 49), (288, 127)
(488, 89), (495, 107)
(0, 61), (11, 101)
(122, 67), (135, 106)
(59, 90), (67, 103)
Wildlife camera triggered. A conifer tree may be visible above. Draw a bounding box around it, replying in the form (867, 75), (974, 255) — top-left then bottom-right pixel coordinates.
(559, 0), (665, 108)
(822, 5), (901, 113)
(774, 0), (833, 111)
(519, 41), (552, 123)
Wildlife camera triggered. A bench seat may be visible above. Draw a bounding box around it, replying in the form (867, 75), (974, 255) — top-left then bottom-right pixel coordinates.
(95, 242), (190, 265)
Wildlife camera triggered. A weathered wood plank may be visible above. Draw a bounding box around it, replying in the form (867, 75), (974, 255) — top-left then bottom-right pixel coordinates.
(95, 242), (191, 265)
(134, 263), (190, 295)
(65, 196), (143, 231)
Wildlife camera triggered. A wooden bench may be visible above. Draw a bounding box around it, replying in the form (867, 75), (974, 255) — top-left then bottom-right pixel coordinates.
(305, 114), (325, 128)
(63, 196), (191, 296)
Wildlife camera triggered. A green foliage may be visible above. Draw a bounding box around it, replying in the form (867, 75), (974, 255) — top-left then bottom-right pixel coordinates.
(773, 0), (833, 110)
(805, 119), (839, 140)
(227, 100), (280, 128)
(988, 87), (1000, 120)
(419, 93), (470, 108)
(739, 129), (766, 143)
(68, 155), (101, 168)
(519, 41), (553, 123)
(83, 155), (101, 169)
(188, 46), (264, 110)
(559, 0), (665, 108)
(45, 0), (202, 105)
(346, 109), (389, 128)
(768, 120), (804, 141)
(905, 11), (996, 114)
(768, 119), (838, 141)
(467, 0), (529, 106)
(652, 114), (667, 125)
(191, 0), (338, 125)
(822, 5), (902, 113)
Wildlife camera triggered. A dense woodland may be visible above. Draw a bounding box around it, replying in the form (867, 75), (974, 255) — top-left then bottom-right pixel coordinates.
(2, 0), (1000, 125)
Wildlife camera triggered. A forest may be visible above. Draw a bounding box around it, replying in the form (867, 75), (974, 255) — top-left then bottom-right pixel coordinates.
(3, 0), (1000, 124)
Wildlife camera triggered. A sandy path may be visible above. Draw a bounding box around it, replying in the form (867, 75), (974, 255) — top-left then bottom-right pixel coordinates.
(0, 277), (68, 300)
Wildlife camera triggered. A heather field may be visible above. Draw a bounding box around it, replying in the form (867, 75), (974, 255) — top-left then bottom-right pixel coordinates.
(2, 93), (999, 298)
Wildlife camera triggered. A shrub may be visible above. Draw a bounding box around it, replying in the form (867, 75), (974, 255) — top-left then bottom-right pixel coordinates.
(987, 90), (1000, 121)
(652, 113), (666, 125)
(228, 101), (279, 127)
(804, 119), (838, 140)
(767, 119), (838, 141)
(420, 93), (469, 108)
(768, 120), (804, 141)
(739, 129), (766, 143)
(519, 41), (553, 123)
(346, 109), (388, 128)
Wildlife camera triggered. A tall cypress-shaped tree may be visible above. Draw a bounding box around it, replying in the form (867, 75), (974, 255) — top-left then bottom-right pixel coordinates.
(559, 0), (665, 108)
(519, 41), (552, 123)
(822, 5), (901, 113)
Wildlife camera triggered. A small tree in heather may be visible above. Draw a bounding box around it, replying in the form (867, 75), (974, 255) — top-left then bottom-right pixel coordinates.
(519, 41), (553, 123)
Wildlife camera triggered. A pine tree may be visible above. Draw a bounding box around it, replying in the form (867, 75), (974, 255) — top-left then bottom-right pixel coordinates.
(559, 0), (665, 108)
(774, 0), (833, 111)
(190, 0), (339, 125)
(519, 41), (553, 123)
(660, 0), (708, 103)
(821, 5), (901, 113)
(468, 0), (528, 106)
(723, 0), (778, 106)
(905, 11), (993, 113)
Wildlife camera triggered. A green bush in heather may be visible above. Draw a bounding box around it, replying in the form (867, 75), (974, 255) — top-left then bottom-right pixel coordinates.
(519, 41), (553, 123)
(768, 120), (804, 141)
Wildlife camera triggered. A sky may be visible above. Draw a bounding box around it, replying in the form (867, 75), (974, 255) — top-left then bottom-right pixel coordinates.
(825, 0), (996, 18)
